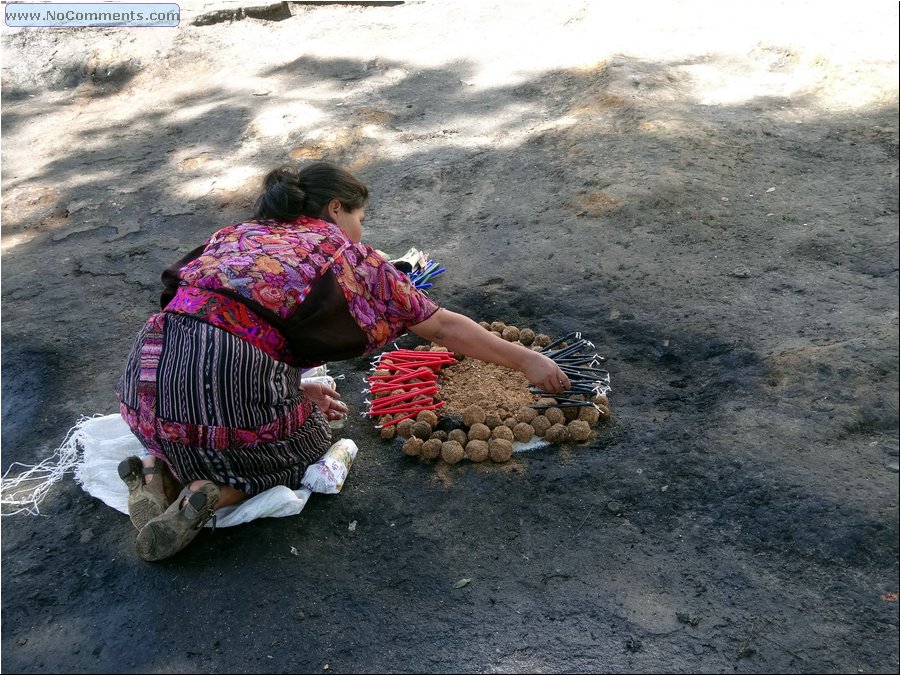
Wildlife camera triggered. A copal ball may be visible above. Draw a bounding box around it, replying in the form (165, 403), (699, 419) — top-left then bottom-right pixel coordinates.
(462, 405), (486, 427)
(531, 415), (551, 436)
(544, 407), (565, 426)
(490, 321), (507, 333)
(578, 406), (601, 424)
(396, 418), (415, 438)
(544, 423), (569, 444)
(483, 414), (503, 430)
(380, 424), (396, 440)
(467, 423), (491, 441)
(416, 410), (439, 428)
(441, 440), (465, 464)
(491, 425), (514, 442)
(448, 429), (468, 446)
(567, 419), (592, 441)
(563, 406), (579, 422)
(465, 440), (489, 462)
(489, 438), (513, 462)
(421, 438), (443, 459)
(596, 404), (611, 421)
(402, 437), (423, 456)
(411, 421), (433, 440)
(430, 430), (448, 442)
(513, 422), (535, 443)
(518, 328), (535, 346)
(501, 326), (520, 342)
(516, 407), (538, 424)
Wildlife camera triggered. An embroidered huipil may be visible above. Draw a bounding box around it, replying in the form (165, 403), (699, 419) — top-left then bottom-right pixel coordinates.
(161, 216), (439, 366)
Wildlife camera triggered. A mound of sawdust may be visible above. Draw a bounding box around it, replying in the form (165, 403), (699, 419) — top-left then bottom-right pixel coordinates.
(436, 358), (537, 420)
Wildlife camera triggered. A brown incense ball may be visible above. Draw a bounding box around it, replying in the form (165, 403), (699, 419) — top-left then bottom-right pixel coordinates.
(516, 407), (538, 424)
(533, 334), (551, 348)
(402, 437), (423, 456)
(465, 440), (489, 462)
(373, 369), (391, 378)
(501, 326), (520, 341)
(531, 415), (551, 436)
(483, 414), (503, 430)
(416, 410), (439, 427)
(396, 419), (415, 438)
(430, 430), (448, 442)
(592, 393), (609, 407)
(414, 345), (430, 351)
(568, 419), (592, 442)
(518, 328), (535, 346)
(380, 424), (396, 440)
(563, 406), (579, 422)
(513, 422), (535, 443)
(467, 423), (491, 441)
(478, 321), (491, 330)
(490, 331), (503, 339)
(578, 406), (600, 424)
(441, 440), (465, 464)
(596, 404), (611, 421)
(537, 397), (558, 407)
(430, 345), (449, 352)
(411, 421), (433, 440)
(490, 321), (507, 332)
(448, 429), (468, 446)
(544, 407), (565, 426)
(462, 405), (486, 427)
(491, 425), (514, 442)
(502, 417), (517, 429)
(421, 438), (442, 460)
(489, 438), (513, 462)
(544, 423), (569, 444)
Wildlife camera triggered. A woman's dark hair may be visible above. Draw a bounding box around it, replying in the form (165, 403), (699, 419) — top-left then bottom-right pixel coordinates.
(254, 162), (369, 222)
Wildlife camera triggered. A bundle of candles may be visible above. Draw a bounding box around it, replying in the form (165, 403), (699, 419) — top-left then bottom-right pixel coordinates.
(531, 332), (611, 409)
(388, 247), (445, 291)
(365, 348), (458, 428)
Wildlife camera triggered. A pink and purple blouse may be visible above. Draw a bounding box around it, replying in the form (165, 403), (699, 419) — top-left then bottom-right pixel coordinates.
(160, 216), (439, 367)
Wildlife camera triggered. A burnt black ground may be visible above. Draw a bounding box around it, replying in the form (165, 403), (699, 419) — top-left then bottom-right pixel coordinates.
(2, 2), (898, 673)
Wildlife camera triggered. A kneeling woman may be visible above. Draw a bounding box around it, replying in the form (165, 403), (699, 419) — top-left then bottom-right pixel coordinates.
(116, 161), (570, 561)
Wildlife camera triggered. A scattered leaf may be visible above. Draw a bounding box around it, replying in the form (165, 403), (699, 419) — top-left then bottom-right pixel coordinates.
(766, 187), (776, 192)
(290, 546), (299, 556)
(348, 520), (357, 532)
(454, 578), (471, 588)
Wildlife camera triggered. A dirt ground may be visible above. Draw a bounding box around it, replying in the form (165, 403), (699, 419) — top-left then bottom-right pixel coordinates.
(1, 1), (898, 673)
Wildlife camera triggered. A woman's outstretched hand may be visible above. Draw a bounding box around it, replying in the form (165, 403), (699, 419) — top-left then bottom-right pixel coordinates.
(302, 382), (349, 420)
(524, 351), (571, 395)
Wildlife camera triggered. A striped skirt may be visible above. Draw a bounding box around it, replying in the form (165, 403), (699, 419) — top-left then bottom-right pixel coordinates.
(116, 312), (332, 496)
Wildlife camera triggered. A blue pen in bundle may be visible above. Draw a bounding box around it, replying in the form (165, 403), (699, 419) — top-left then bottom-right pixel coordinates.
(408, 260), (445, 291)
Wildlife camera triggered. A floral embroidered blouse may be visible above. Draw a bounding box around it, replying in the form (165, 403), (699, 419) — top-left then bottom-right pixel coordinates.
(160, 216), (439, 367)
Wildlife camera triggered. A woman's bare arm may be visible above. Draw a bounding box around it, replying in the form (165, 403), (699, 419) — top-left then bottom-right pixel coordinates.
(410, 308), (571, 394)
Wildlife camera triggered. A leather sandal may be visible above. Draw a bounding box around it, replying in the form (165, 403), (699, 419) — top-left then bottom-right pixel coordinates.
(134, 483), (220, 562)
(118, 456), (182, 531)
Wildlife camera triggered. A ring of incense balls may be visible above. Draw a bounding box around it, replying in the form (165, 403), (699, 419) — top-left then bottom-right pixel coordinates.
(374, 326), (611, 464)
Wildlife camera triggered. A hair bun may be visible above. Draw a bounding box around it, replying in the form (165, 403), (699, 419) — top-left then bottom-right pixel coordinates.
(265, 165), (301, 189)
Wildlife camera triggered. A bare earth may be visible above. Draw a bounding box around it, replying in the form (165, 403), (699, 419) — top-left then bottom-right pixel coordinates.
(1, 1), (898, 673)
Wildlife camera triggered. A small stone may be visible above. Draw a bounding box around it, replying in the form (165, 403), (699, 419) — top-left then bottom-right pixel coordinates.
(607, 500), (622, 514)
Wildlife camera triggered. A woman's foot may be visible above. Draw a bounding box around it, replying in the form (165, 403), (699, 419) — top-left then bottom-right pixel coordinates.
(134, 482), (220, 562)
(117, 456), (181, 531)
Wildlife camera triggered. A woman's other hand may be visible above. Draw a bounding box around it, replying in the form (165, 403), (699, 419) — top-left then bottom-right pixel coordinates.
(302, 382), (349, 420)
